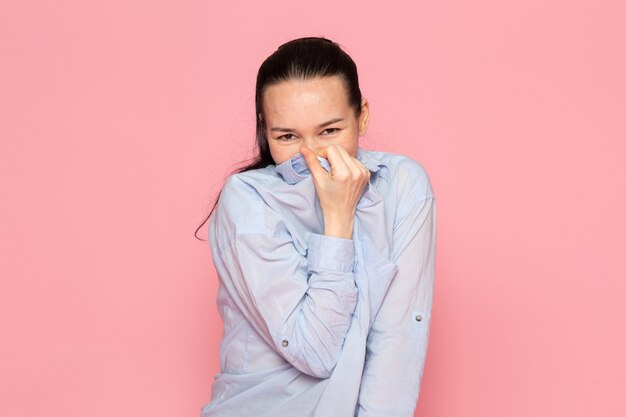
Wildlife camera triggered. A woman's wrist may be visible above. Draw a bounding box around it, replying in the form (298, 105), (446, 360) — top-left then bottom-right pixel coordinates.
(323, 213), (354, 239)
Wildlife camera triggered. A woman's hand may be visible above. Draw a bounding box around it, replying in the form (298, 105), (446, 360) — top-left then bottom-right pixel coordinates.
(300, 144), (371, 239)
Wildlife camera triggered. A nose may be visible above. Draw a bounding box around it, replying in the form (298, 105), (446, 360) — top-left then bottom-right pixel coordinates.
(302, 137), (323, 155)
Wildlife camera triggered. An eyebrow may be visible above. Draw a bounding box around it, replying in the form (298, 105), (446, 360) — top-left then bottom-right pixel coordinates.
(270, 118), (345, 132)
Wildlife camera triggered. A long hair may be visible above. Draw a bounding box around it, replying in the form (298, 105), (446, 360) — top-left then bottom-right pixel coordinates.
(194, 36), (363, 241)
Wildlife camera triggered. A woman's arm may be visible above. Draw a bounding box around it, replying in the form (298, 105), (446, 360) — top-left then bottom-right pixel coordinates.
(210, 177), (359, 379)
(356, 170), (437, 416)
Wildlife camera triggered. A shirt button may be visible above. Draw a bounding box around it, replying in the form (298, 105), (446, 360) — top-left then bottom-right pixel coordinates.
(282, 339), (289, 347)
(415, 314), (422, 322)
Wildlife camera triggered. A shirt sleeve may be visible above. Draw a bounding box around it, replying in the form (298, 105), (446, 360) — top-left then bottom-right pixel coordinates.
(212, 225), (359, 379)
(356, 191), (437, 416)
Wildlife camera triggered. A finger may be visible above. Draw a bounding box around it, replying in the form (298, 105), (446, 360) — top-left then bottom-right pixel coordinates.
(333, 144), (368, 177)
(318, 145), (350, 178)
(326, 144), (369, 185)
(300, 145), (330, 180)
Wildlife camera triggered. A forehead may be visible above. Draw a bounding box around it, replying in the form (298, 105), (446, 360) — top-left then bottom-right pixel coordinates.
(262, 76), (352, 125)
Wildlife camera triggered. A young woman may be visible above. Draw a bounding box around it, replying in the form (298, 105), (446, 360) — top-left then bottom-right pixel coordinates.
(198, 37), (436, 417)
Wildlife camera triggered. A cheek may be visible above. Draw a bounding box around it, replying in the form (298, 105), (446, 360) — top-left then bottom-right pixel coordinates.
(268, 143), (297, 165)
(341, 134), (360, 157)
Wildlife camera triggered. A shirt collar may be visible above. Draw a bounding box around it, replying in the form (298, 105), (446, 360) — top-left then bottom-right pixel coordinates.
(275, 146), (388, 185)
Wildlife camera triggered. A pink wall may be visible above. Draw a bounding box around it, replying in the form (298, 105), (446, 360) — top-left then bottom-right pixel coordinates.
(1, 1), (624, 416)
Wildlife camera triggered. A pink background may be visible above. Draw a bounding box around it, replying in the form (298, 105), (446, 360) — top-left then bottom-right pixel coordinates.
(1, 1), (625, 416)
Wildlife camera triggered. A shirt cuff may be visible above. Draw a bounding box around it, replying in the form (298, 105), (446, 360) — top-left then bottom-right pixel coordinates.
(307, 233), (355, 273)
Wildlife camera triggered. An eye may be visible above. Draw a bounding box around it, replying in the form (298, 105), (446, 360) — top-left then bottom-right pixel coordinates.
(321, 128), (340, 135)
(277, 134), (297, 141)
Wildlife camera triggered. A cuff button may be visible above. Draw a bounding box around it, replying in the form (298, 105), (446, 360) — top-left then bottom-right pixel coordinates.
(281, 339), (289, 347)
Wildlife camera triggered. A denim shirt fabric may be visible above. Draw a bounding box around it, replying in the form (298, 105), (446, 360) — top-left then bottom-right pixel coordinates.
(201, 147), (436, 417)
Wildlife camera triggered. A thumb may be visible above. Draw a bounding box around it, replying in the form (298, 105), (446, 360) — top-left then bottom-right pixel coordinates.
(300, 145), (328, 179)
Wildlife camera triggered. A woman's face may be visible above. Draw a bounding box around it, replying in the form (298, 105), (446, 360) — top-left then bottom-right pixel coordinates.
(261, 75), (369, 165)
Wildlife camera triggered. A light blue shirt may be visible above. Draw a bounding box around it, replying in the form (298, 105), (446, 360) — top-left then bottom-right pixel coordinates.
(202, 147), (436, 417)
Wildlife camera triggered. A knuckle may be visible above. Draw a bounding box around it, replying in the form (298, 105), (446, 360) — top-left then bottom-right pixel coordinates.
(333, 170), (349, 181)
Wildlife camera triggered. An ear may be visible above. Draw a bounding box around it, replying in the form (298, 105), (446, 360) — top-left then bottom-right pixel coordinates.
(358, 97), (370, 136)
